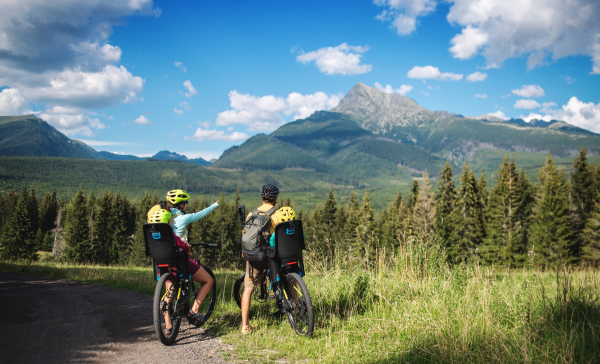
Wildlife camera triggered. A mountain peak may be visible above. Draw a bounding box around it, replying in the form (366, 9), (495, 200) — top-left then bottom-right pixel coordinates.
(330, 83), (436, 143)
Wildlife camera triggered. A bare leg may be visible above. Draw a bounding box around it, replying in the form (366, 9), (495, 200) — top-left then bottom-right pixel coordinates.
(190, 266), (214, 314)
(241, 285), (254, 328)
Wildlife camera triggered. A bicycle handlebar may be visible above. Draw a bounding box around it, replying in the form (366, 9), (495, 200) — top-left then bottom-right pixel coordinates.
(189, 242), (220, 248)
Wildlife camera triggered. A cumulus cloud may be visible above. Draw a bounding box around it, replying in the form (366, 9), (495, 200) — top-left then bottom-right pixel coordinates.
(514, 99), (541, 109)
(512, 84), (545, 98)
(0, 88), (27, 115)
(0, 0), (156, 135)
(374, 82), (414, 96)
(374, 0), (437, 35)
(183, 80), (197, 98)
(475, 94), (487, 98)
(488, 110), (509, 120)
(133, 115), (152, 125)
(296, 43), (372, 75)
(216, 90), (341, 132)
(446, 0), (600, 73)
(188, 128), (249, 142)
(39, 106), (105, 136)
(518, 97), (600, 133)
(467, 71), (487, 82)
(407, 65), (463, 81)
(174, 109), (183, 115)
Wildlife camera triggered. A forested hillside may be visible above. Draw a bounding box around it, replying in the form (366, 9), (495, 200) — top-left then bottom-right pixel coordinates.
(2, 149), (599, 270)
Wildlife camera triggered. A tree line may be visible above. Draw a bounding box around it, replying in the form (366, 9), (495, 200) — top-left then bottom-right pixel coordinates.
(1, 148), (599, 270)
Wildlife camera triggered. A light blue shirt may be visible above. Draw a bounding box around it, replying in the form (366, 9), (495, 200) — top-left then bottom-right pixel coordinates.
(170, 202), (219, 242)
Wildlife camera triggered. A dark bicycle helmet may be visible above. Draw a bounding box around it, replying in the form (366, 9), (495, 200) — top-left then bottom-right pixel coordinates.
(260, 183), (279, 200)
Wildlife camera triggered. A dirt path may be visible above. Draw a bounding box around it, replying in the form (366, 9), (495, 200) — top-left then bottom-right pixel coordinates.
(0, 272), (235, 363)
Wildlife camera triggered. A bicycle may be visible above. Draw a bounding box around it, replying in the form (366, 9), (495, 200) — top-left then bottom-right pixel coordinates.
(144, 223), (218, 345)
(233, 213), (314, 336)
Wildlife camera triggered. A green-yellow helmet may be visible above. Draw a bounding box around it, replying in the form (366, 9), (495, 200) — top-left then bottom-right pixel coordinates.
(166, 189), (190, 205)
(149, 209), (172, 224)
(276, 206), (296, 224)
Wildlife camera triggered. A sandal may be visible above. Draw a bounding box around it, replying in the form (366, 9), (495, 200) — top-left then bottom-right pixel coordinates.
(187, 309), (205, 326)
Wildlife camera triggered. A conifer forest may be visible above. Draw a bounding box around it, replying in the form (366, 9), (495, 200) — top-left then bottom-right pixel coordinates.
(2, 148), (599, 270)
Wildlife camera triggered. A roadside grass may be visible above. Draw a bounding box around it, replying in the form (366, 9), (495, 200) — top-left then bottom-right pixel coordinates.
(2, 241), (599, 363)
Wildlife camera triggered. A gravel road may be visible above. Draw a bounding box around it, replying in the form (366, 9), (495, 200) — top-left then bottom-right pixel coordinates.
(0, 272), (235, 364)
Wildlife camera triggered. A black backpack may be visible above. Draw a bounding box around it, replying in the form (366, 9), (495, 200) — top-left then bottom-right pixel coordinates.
(240, 206), (277, 261)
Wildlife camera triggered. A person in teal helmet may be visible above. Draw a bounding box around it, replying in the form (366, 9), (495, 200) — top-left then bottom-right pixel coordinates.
(164, 189), (219, 325)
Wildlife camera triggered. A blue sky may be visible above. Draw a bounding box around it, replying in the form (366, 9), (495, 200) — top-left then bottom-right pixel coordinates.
(0, 0), (599, 160)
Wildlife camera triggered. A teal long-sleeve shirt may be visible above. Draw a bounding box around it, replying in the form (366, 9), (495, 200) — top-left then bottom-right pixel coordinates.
(170, 202), (219, 242)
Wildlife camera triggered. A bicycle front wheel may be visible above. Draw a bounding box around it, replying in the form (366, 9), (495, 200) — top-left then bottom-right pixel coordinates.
(189, 265), (217, 326)
(153, 273), (181, 345)
(233, 273), (245, 309)
(282, 272), (314, 337)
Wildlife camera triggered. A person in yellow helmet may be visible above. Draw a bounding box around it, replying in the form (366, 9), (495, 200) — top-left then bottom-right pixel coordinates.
(148, 202), (218, 325)
(165, 189), (219, 244)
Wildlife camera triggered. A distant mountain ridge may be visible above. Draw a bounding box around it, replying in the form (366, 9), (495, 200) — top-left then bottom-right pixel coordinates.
(0, 115), (211, 165)
(215, 83), (600, 177)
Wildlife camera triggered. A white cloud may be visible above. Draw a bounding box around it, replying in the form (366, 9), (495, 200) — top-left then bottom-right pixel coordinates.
(174, 61), (187, 73)
(446, 0), (600, 73)
(133, 115), (152, 125)
(39, 106), (105, 136)
(174, 109), (183, 115)
(514, 99), (541, 109)
(216, 90), (341, 132)
(552, 97), (600, 132)
(0, 88), (27, 115)
(296, 43), (372, 75)
(188, 128), (249, 142)
(512, 84), (545, 98)
(475, 94), (487, 98)
(467, 71), (487, 82)
(183, 80), (197, 98)
(374, 82), (414, 96)
(25, 65), (144, 109)
(407, 65), (463, 81)
(374, 0), (437, 35)
(488, 110), (509, 120)
(518, 97), (600, 133)
(0, 0), (156, 135)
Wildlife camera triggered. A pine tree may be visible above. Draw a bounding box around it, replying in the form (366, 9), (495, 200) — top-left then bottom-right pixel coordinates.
(0, 187), (37, 260)
(529, 154), (575, 266)
(570, 147), (595, 257)
(39, 189), (58, 251)
(482, 157), (529, 267)
(346, 191), (361, 257)
(412, 170), (436, 240)
(581, 200), (600, 267)
(355, 191), (376, 261)
(93, 191), (114, 264)
(64, 188), (91, 263)
(129, 191), (155, 266)
(27, 185), (40, 250)
(447, 162), (485, 264)
(434, 161), (456, 250)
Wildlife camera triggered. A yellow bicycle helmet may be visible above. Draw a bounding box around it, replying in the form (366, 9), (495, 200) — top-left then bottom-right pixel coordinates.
(276, 206), (296, 224)
(148, 209), (172, 224)
(166, 189), (190, 205)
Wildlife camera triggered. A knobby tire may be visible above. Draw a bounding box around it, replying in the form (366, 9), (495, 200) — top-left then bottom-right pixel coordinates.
(153, 273), (181, 345)
(283, 272), (314, 337)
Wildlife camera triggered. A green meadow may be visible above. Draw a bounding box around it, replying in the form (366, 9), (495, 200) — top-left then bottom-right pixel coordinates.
(2, 240), (599, 363)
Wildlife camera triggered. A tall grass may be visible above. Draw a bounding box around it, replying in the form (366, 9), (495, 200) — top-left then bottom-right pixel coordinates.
(2, 238), (599, 363)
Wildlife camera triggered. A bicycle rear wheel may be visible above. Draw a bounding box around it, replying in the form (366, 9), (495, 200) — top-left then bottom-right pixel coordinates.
(282, 272), (314, 337)
(153, 273), (181, 345)
(189, 265), (217, 326)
